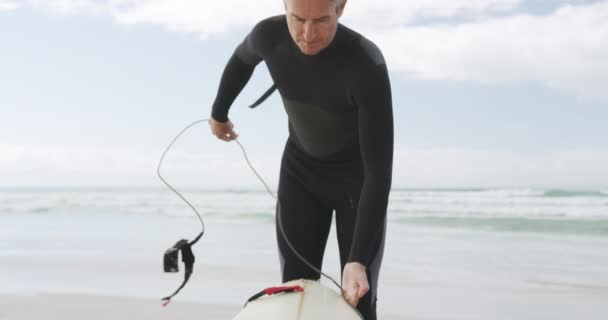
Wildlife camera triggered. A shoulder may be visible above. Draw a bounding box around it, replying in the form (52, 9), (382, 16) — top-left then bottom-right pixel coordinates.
(253, 15), (286, 31)
(358, 36), (386, 66)
(236, 15), (286, 64)
(339, 26), (391, 96)
(249, 15), (286, 46)
(238, 15), (286, 61)
(339, 24), (386, 66)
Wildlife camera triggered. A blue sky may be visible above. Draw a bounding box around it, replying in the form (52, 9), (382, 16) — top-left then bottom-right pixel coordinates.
(1, 0), (607, 188)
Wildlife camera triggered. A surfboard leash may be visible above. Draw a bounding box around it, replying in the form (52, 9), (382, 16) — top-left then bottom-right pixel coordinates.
(157, 86), (349, 308)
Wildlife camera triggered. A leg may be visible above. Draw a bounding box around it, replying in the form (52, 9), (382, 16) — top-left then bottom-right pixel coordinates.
(334, 180), (386, 320)
(275, 158), (333, 282)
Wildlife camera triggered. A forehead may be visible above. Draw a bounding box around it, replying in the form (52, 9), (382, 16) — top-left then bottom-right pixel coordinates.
(285, 0), (335, 16)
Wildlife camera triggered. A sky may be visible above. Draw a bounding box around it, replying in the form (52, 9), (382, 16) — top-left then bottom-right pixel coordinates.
(1, 0), (607, 189)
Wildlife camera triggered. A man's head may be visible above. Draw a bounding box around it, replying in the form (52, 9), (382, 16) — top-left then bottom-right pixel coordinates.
(283, 0), (347, 55)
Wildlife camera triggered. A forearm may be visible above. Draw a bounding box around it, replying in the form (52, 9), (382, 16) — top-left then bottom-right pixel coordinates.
(348, 170), (392, 265)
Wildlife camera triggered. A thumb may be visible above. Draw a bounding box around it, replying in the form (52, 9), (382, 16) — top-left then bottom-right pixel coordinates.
(357, 280), (369, 298)
(344, 285), (360, 307)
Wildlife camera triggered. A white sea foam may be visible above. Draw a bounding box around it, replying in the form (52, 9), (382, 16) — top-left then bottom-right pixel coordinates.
(2, 188), (607, 220)
(1, 187), (608, 240)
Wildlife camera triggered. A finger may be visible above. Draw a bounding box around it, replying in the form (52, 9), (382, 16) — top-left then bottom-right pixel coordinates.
(342, 291), (350, 302)
(212, 129), (231, 141)
(216, 130), (231, 141)
(343, 285), (359, 307)
(221, 131), (239, 142)
(357, 283), (369, 298)
(214, 132), (226, 141)
(343, 292), (355, 307)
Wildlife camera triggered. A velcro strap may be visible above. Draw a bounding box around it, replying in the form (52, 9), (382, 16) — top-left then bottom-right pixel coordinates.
(264, 285), (304, 295)
(245, 285), (304, 306)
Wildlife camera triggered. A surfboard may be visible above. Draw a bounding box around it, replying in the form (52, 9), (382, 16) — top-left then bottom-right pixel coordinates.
(233, 279), (363, 320)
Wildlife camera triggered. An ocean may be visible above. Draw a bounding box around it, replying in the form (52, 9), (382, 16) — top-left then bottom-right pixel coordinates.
(1, 187), (608, 319)
(2, 187), (608, 234)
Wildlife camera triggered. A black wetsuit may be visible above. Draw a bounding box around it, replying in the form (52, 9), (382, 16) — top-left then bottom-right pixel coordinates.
(211, 15), (393, 320)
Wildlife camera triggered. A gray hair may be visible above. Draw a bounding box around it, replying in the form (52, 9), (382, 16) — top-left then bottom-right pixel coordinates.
(283, 0), (343, 12)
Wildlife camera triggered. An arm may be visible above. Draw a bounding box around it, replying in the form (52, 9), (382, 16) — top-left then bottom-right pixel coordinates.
(342, 58), (393, 308)
(210, 22), (265, 123)
(348, 61), (394, 266)
(210, 53), (257, 123)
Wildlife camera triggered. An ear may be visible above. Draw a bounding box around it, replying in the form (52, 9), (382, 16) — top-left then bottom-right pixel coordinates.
(337, 0), (347, 18)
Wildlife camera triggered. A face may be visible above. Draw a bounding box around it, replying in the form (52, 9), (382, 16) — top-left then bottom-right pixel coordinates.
(284, 0), (346, 55)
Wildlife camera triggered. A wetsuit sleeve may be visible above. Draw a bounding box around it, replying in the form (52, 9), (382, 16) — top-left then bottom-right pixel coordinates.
(348, 61), (394, 266)
(210, 23), (265, 123)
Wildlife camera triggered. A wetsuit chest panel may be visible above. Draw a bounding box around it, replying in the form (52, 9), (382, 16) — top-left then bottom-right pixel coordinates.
(262, 38), (360, 159)
(281, 96), (358, 158)
(265, 46), (352, 107)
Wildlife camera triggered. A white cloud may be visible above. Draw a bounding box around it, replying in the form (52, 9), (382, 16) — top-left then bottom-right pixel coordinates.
(363, 2), (608, 99)
(20, 0), (522, 30)
(110, 0), (284, 36)
(0, 143), (282, 188)
(0, 0), (18, 11)
(2, 143), (607, 188)
(343, 0), (522, 27)
(13, 0), (608, 98)
(392, 147), (608, 189)
(25, 0), (108, 14)
(21, 0), (285, 35)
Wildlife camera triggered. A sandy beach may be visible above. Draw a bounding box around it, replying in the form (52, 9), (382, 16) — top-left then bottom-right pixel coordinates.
(0, 293), (240, 320)
(2, 188), (608, 319)
(1, 293), (418, 320)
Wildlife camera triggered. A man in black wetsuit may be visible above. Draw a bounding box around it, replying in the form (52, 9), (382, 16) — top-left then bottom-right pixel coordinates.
(209, 0), (393, 318)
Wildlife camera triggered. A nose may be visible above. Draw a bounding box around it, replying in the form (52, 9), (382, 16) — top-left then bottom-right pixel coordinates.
(303, 22), (316, 43)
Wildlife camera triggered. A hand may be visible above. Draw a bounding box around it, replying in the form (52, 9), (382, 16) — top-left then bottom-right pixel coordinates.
(209, 117), (238, 142)
(342, 262), (369, 307)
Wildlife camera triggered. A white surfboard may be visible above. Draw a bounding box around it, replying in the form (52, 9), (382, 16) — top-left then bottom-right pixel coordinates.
(233, 279), (363, 320)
